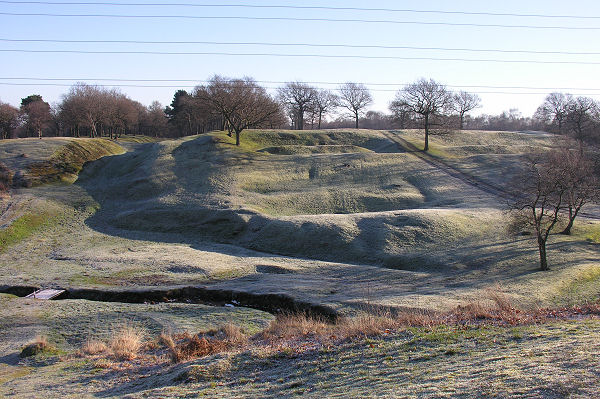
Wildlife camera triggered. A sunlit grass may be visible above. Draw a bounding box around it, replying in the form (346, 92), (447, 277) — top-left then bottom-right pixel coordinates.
(0, 213), (50, 253)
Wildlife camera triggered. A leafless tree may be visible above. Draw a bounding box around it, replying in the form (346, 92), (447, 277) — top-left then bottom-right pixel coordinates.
(311, 89), (338, 129)
(547, 141), (600, 235)
(59, 84), (106, 137)
(564, 96), (599, 143)
(534, 92), (572, 134)
(277, 82), (317, 130)
(452, 91), (481, 130)
(106, 92), (141, 138)
(509, 153), (569, 271)
(197, 75), (283, 146)
(338, 82), (372, 129)
(393, 79), (452, 151)
(0, 101), (19, 139)
(59, 83), (147, 138)
(20, 95), (51, 138)
(389, 100), (412, 129)
(140, 101), (168, 137)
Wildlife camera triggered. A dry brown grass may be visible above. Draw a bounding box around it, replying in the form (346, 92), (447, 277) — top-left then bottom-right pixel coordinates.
(0, 161), (13, 193)
(261, 313), (330, 340)
(165, 333), (228, 363)
(108, 324), (144, 361)
(219, 322), (247, 346)
(77, 290), (600, 369)
(81, 339), (108, 355)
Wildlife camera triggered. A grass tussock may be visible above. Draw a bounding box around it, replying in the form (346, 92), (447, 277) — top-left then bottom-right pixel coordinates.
(81, 339), (108, 355)
(20, 335), (54, 358)
(79, 323), (145, 360)
(162, 323), (248, 363)
(108, 324), (144, 360)
(166, 333), (227, 363)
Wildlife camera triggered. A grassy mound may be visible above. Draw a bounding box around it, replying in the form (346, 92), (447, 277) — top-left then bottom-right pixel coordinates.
(217, 129), (399, 153)
(74, 129), (554, 268)
(23, 139), (125, 186)
(259, 144), (371, 155)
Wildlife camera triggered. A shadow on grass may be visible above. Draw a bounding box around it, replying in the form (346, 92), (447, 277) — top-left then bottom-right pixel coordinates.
(69, 135), (600, 311)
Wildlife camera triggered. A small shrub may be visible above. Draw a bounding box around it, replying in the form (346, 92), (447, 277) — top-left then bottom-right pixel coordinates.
(20, 336), (53, 358)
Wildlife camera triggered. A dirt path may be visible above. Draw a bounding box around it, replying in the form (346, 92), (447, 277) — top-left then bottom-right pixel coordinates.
(381, 131), (513, 200)
(382, 131), (600, 221)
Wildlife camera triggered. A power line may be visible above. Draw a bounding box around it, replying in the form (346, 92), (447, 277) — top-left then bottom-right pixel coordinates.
(2, 77), (600, 92)
(1, 1), (598, 20)
(1, 82), (599, 97)
(1, 38), (598, 56)
(1, 12), (599, 30)
(2, 49), (599, 65)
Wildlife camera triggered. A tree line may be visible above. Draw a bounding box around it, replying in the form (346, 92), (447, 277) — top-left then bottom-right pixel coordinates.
(1, 77), (599, 148)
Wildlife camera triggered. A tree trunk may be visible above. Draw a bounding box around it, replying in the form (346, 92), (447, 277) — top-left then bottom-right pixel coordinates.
(424, 114), (430, 152)
(235, 130), (241, 146)
(298, 111), (304, 130)
(561, 206), (579, 235)
(318, 112), (322, 129)
(537, 235), (549, 271)
(459, 112), (465, 130)
(355, 111), (359, 129)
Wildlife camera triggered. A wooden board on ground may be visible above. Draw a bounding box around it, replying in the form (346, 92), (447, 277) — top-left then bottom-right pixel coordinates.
(25, 289), (65, 300)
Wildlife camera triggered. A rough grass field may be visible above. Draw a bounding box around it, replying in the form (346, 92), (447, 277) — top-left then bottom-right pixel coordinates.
(0, 129), (599, 397)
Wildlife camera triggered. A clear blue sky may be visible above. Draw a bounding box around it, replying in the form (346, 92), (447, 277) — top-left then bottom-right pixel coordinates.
(1, 0), (599, 117)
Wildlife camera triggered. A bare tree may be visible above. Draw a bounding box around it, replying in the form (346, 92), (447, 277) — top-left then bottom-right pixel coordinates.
(311, 89), (338, 129)
(393, 79), (452, 151)
(338, 82), (372, 129)
(59, 84), (106, 137)
(452, 91), (481, 130)
(197, 75), (283, 146)
(534, 92), (572, 134)
(564, 96), (599, 143)
(107, 92), (141, 138)
(389, 100), (412, 129)
(277, 82), (317, 130)
(547, 142), (599, 235)
(141, 101), (168, 137)
(20, 95), (51, 138)
(509, 154), (569, 271)
(0, 101), (19, 139)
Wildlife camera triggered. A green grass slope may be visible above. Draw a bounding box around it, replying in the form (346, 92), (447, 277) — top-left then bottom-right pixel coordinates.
(0, 138), (125, 188)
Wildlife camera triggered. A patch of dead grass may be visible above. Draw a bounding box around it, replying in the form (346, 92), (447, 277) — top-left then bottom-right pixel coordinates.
(81, 339), (108, 355)
(108, 324), (144, 360)
(76, 289), (600, 371)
